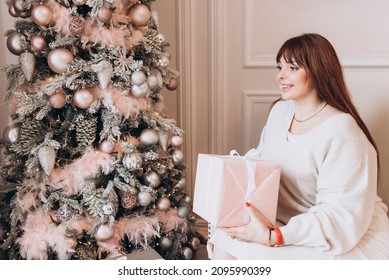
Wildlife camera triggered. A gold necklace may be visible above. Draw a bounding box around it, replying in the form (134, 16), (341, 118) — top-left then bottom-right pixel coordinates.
(294, 103), (328, 123)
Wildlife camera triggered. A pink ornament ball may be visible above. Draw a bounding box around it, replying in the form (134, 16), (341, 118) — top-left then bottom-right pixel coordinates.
(73, 88), (94, 109)
(170, 135), (184, 147)
(31, 35), (46, 52)
(49, 90), (67, 109)
(128, 4), (151, 27)
(99, 140), (115, 154)
(31, 5), (53, 27)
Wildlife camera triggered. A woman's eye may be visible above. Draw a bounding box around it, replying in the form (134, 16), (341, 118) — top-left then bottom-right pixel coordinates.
(290, 66), (299, 71)
(276, 66), (282, 71)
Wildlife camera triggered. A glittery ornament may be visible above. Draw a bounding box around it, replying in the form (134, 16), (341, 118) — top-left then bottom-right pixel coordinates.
(120, 191), (137, 209)
(146, 74), (159, 90)
(99, 140), (115, 154)
(49, 90), (67, 109)
(190, 237), (201, 251)
(75, 239), (98, 260)
(7, 32), (25, 55)
(128, 4), (151, 27)
(95, 61), (113, 89)
(122, 153), (143, 171)
(183, 195), (193, 204)
(158, 129), (168, 151)
(48, 48), (74, 74)
(139, 128), (159, 145)
(2, 125), (20, 145)
(157, 197), (171, 211)
(159, 236), (173, 250)
(171, 149), (184, 166)
(170, 135), (183, 147)
(95, 225), (114, 242)
(182, 247), (193, 260)
(31, 35), (46, 52)
(19, 51), (36, 81)
(38, 146), (56, 176)
(144, 171), (161, 188)
(131, 71), (147, 86)
(31, 4), (53, 26)
(174, 178), (187, 191)
(97, 7), (112, 23)
(158, 54), (170, 68)
(166, 78), (178, 91)
(69, 16), (86, 35)
(177, 206), (189, 219)
(73, 88), (94, 109)
(137, 191), (152, 206)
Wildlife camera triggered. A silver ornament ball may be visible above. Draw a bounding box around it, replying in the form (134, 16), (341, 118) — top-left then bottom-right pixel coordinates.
(139, 128), (159, 146)
(147, 75), (159, 90)
(95, 225), (114, 242)
(157, 197), (171, 211)
(7, 32), (25, 55)
(172, 149), (184, 166)
(48, 48), (74, 74)
(131, 71), (147, 86)
(177, 206), (190, 219)
(137, 191), (152, 206)
(131, 83), (149, 98)
(174, 178), (187, 191)
(2, 125), (20, 145)
(144, 171), (161, 188)
(159, 236), (173, 250)
(182, 247), (193, 260)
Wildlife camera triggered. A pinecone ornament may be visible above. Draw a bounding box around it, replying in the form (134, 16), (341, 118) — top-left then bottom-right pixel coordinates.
(20, 121), (45, 153)
(82, 188), (105, 218)
(19, 51), (36, 81)
(95, 60), (113, 89)
(38, 146), (56, 176)
(75, 115), (97, 150)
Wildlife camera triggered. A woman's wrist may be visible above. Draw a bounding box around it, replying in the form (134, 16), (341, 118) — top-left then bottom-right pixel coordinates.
(267, 227), (284, 247)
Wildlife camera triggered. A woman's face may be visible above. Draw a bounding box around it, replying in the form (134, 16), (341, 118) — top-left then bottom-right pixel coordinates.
(276, 57), (316, 102)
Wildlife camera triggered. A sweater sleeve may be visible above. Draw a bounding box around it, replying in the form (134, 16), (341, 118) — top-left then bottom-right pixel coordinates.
(280, 136), (378, 255)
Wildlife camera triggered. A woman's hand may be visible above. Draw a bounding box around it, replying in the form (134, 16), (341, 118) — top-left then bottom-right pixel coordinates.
(221, 202), (271, 245)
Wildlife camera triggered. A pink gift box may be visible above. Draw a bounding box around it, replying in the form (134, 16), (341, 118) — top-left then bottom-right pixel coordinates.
(193, 153), (281, 228)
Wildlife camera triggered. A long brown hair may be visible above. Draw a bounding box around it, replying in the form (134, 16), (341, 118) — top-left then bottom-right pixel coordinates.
(275, 33), (380, 181)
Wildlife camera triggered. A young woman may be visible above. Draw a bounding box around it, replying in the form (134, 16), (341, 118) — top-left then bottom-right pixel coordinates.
(208, 33), (389, 259)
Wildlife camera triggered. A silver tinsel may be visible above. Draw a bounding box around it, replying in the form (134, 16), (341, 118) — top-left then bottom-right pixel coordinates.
(19, 51), (36, 81)
(38, 146), (56, 176)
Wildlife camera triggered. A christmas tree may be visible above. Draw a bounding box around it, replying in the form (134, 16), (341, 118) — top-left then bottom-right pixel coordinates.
(0, 0), (200, 260)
